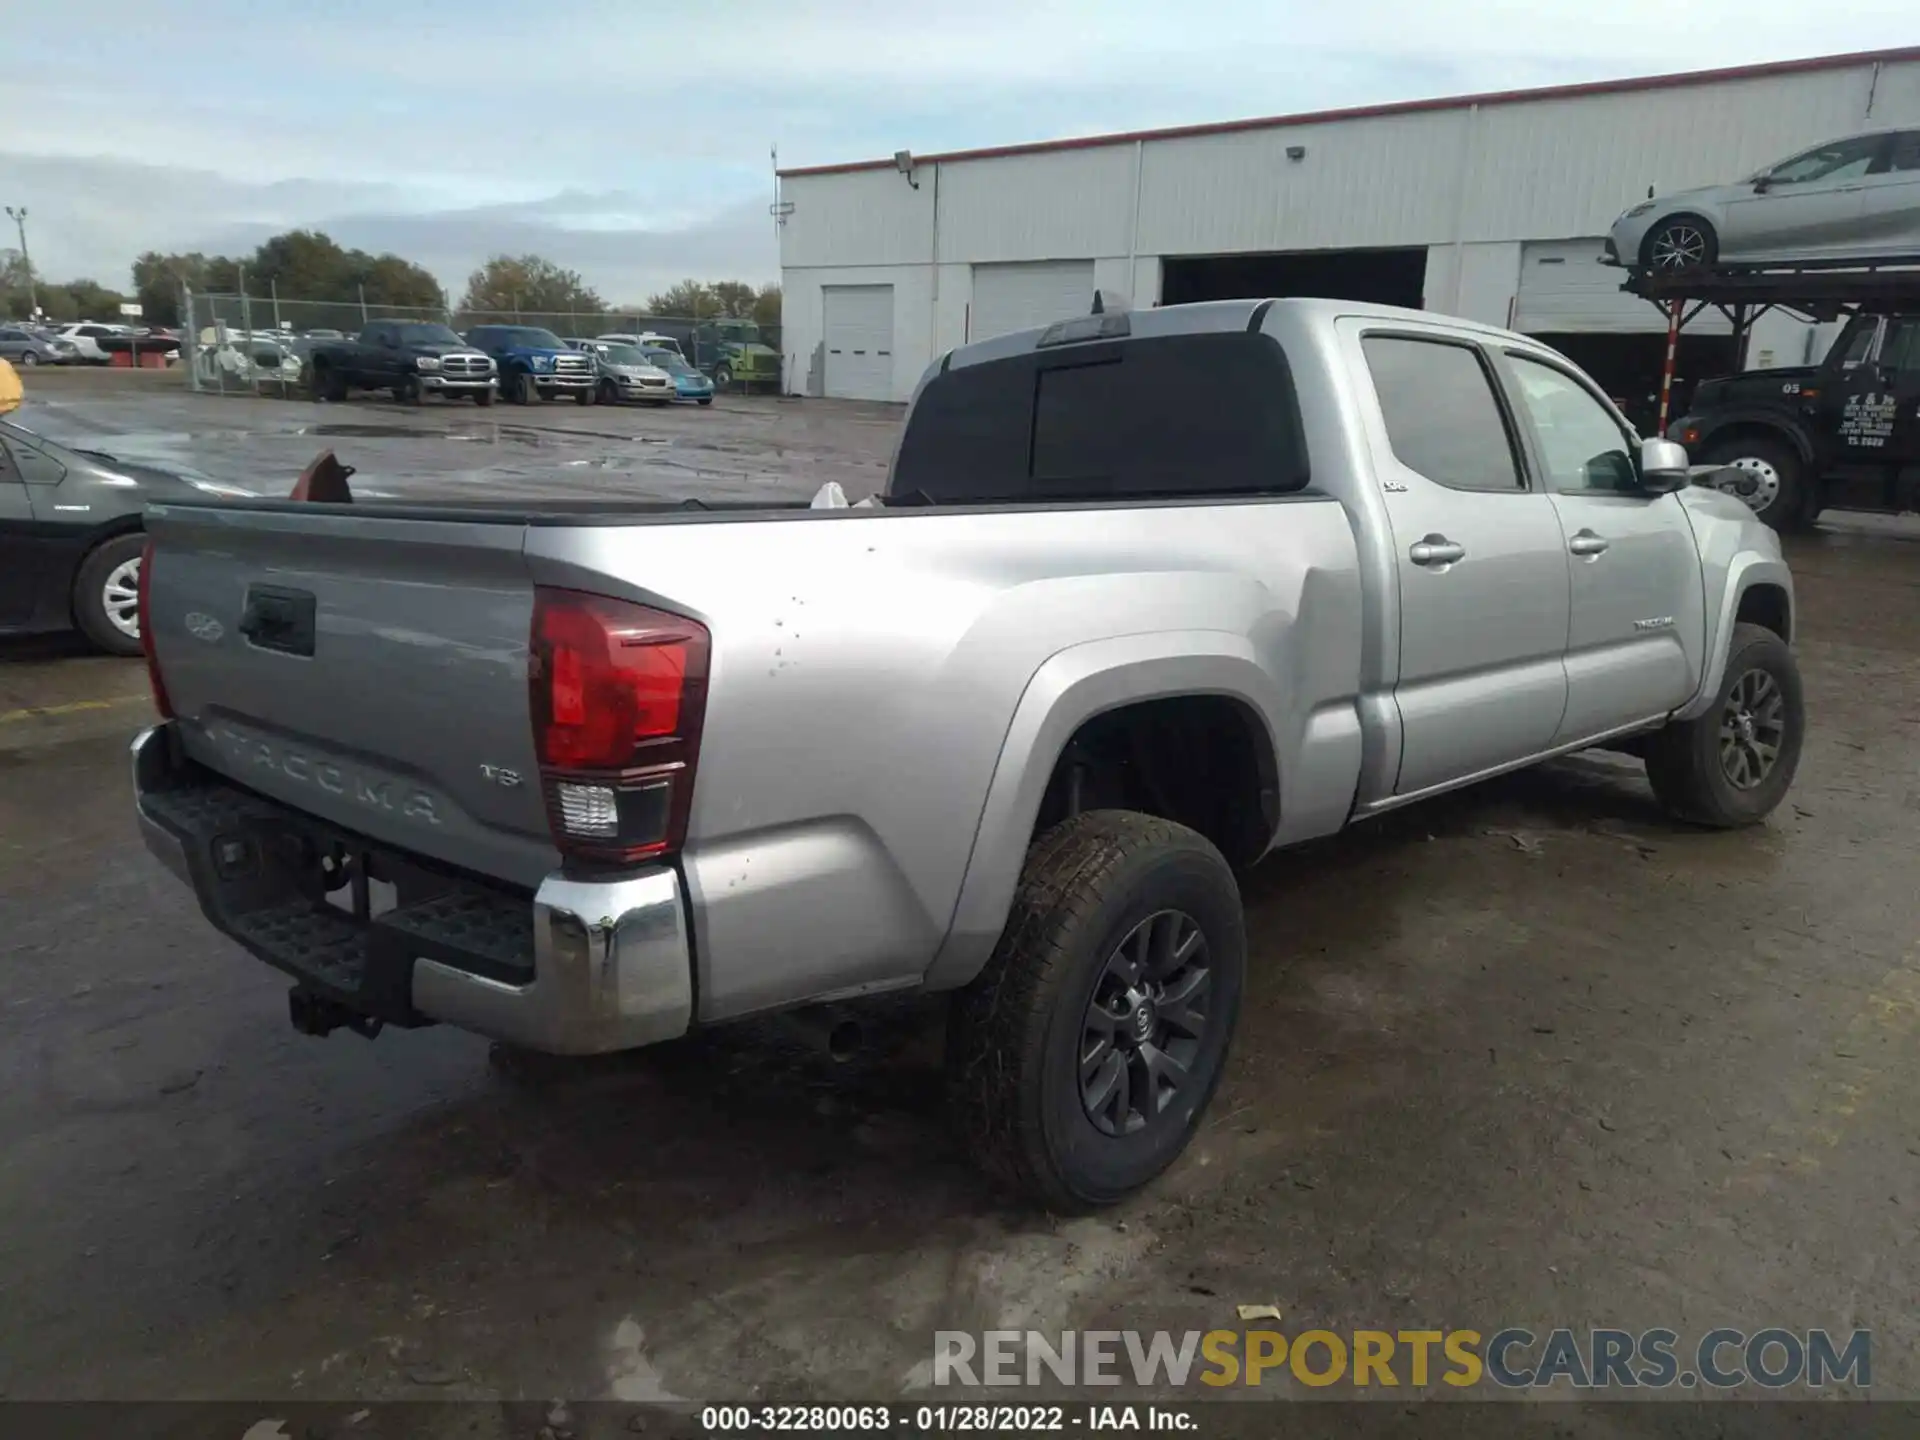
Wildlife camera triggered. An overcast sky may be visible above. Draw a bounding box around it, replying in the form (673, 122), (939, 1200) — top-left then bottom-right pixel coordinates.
(3, 2), (1914, 303)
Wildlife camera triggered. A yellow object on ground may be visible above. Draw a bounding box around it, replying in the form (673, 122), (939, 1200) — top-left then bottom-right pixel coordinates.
(0, 356), (21, 415)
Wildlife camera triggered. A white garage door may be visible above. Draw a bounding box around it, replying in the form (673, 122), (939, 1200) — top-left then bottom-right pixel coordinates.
(1515, 239), (1727, 334)
(822, 285), (895, 401)
(970, 261), (1097, 342)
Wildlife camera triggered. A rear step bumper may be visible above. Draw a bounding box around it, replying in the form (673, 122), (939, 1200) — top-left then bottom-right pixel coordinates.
(131, 723), (693, 1055)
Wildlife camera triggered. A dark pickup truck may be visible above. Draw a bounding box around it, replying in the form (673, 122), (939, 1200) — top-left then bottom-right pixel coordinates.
(307, 320), (498, 406)
(1672, 312), (1920, 528)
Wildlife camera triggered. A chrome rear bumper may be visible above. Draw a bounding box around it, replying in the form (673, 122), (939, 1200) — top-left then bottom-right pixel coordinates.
(131, 723), (693, 1054)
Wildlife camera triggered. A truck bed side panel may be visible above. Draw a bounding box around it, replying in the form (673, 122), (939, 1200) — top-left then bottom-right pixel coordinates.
(525, 495), (1363, 1018)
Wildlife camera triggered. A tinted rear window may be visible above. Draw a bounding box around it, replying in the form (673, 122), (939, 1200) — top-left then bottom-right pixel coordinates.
(890, 331), (1309, 503)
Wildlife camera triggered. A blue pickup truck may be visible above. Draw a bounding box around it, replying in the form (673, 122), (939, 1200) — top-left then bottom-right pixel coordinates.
(463, 324), (596, 405)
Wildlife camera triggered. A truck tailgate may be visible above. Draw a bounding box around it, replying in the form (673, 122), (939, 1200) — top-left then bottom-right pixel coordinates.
(144, 504), (557, 889)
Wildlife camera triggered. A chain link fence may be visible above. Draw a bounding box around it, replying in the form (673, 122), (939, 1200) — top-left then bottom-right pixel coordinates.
(180, 288), (783, 397)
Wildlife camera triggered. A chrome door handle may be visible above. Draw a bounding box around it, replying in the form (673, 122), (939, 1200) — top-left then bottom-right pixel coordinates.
(1568, 530), (1610, 557)
(1409, 535), (1466, 567)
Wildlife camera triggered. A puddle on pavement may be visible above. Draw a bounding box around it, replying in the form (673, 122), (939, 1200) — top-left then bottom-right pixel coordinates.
(304, 423), (443, 440)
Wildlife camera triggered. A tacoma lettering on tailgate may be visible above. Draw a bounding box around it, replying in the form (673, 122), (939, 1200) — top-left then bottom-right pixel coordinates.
(210, 726), (442, 825)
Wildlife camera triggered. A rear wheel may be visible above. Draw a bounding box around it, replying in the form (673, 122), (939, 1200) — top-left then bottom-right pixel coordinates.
(1645, 623), (1804, 828)
(18, 351), (37, 367)
(947, 811), (1245, 1211)
(1640, 214), (1719, 271)
(73, 533), (147, 657)
(1703, 434), (1806, 530)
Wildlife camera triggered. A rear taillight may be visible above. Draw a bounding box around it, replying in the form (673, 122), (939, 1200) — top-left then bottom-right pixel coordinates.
(530, 588), (709, 864)
(138, 539), (174, 718)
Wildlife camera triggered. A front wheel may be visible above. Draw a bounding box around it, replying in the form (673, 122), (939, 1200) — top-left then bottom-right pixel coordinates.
(1702, 435), (1806, 531)
(946, 811), (1245, 1211)
(712, 363), (733, 389)
(1645, 622), (1804, 828)
(73, 533), (148, 657)
(696, 397), (713, 407)
(507, 372), (530, 404)
(1640, 214), (1719, 272)
(474, 388), (494, 407)
(576, 386), (595, 406)
(18, 351), (37, 367)
(597, 379), (618, 405)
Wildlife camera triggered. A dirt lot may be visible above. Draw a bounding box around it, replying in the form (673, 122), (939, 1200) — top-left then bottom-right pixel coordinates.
(2, 371), (1918, 1422)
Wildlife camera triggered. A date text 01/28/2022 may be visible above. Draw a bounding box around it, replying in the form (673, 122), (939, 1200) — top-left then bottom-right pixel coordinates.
(698, 1404), (1195, 1431)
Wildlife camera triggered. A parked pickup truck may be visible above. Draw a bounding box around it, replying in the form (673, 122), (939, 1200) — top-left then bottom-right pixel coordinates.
(464, 324), (596, 405)
(307, 321), (498, 405)
(131, 298), (1802, 1210)
(1671, 311), (1920, 529)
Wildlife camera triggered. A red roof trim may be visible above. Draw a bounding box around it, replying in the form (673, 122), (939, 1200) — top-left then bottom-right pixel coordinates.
(777, 46), (1920, 178)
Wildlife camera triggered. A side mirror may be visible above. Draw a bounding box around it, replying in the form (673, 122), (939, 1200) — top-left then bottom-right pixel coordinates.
(1752, 176), (1773, 194)
(1637, 437), (1690, 494)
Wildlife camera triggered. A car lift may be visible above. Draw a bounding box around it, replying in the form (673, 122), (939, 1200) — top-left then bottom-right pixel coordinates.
(1621, 259), (1920, 435)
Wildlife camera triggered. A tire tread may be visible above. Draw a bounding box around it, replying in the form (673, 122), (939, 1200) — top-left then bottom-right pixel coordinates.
(948, 810), (1234, 1211)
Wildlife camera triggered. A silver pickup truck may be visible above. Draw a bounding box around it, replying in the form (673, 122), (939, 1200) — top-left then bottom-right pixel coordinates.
(131, 298), (1802, 1210)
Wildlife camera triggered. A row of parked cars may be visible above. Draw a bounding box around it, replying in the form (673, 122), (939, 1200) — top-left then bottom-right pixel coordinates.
(302, 322), (716, 407)
(0, 320), (185, 366)
(0, 321), (180, 366)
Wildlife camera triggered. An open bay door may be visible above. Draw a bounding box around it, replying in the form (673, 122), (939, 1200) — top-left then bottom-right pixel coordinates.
(970, 261), (1097, 342)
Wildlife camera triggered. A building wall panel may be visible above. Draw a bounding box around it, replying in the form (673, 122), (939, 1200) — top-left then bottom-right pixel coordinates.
(934, 147), (1136, 263)
(1134, 109), (1474, 255)
(781, 169), (935, 269)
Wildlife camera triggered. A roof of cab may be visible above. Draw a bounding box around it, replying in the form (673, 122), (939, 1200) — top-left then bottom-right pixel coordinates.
(942, 296), (1526, 373)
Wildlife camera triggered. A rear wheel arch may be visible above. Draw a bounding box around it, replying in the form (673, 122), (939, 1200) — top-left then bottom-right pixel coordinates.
(925, 640), (1286, 993)
(1031, 694), (1280, 870)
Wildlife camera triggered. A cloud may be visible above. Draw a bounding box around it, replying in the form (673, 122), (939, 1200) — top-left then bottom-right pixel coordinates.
(3, 0), (1915, 292)
(0, 152), (776, 303)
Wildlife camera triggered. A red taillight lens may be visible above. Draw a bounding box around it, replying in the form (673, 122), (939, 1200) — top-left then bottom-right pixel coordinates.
(530, 588), (709, 863)
(138, 539), (174, 718)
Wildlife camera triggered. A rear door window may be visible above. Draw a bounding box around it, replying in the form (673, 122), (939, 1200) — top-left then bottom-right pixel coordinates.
(890, 330), (1309, 503)
(1362, 335), (1524, 492)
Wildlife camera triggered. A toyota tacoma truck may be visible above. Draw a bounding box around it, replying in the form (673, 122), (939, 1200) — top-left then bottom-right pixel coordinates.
(1671, 311), (1920, 530)
(307, 321), (498, 405)
(464, 324), (596, 405)
(130, 298), (1803, 1210)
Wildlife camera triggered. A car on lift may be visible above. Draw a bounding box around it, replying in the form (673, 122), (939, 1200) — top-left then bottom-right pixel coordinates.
(1670, 312), (1920, 528)
(1605, 128), (1920, 272)
(0, 417), (257, 655)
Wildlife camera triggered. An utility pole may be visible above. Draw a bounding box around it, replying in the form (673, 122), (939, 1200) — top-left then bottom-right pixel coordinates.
(5, 206), (38, 318)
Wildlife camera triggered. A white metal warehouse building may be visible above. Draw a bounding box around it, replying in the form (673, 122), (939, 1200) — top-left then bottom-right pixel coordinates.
(776, 46), (1920, 414)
